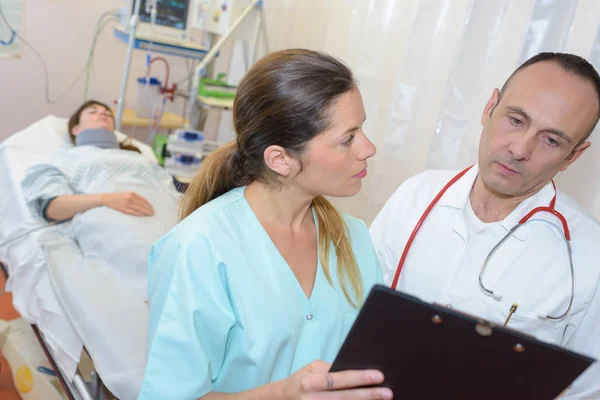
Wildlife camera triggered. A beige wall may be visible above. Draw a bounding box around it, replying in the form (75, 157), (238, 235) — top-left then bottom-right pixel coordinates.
(0, 0), (219, 142)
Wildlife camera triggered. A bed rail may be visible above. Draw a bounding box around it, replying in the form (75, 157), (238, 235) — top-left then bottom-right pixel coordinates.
(2, 262), (109, 400)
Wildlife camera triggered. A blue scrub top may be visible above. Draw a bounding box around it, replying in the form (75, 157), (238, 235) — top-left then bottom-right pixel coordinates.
(138, 187), (382, 399)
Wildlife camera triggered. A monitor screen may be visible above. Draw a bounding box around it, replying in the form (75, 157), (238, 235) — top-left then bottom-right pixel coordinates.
(137, 0), (189, 30)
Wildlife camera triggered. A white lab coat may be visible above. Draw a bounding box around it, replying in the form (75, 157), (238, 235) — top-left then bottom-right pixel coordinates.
(370, 164), (600, 399)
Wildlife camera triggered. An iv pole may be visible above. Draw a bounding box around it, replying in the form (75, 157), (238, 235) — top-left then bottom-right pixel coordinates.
(115, 0), (143, 132)
(114, 0), (267, 132)
(185, 0), (265, 129)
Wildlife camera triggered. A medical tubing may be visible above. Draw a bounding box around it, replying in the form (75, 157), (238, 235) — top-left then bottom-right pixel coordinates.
(479, 218), (574, 320)
(147, 95), (167, 144)
(147, 56), (170, 87)
(519, 205), (570, 240)
(517, 219), (575, 320)
(0, 3), (119, 104)
(475, 197), (574, 320)
(84, 14), (120, 101)
(478, 224), (520, 297)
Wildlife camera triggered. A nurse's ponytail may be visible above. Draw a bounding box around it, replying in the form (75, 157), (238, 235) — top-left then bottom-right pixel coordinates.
(179, 141), (249, 220)
(313, 196), (363, 307)
(179, 49), (363, 306)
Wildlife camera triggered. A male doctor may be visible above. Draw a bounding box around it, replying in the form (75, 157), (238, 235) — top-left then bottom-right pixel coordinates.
(370, 52), (600, 398)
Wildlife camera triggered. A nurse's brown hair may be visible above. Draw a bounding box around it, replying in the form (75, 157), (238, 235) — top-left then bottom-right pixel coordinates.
(179, 49), (363, 307)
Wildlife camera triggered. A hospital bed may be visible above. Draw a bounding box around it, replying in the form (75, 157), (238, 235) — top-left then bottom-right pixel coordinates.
(0, 115), (172, 400)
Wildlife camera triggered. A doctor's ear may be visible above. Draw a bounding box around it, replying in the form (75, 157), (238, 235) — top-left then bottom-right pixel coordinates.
(561, 141), (591, 171)
(481, 88), (500, 125)
(263, 145), (298, 177)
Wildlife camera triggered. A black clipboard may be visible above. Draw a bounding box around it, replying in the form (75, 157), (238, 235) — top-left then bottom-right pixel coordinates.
(330, 285), (595, 399)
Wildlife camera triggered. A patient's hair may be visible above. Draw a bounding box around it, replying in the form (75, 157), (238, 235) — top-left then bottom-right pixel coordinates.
(180, 49), (363, 306)
(498, 52), (600, 143)
(68, 100), (140, 153)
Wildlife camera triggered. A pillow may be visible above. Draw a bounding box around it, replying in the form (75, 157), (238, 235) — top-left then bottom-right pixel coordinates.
(2, 114), (157, 162)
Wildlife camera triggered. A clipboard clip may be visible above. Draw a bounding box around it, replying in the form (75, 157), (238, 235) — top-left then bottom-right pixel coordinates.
(475, 321), (493, 337)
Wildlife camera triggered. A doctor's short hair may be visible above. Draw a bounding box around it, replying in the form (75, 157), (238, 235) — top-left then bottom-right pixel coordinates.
(498, 52), (600, 143)
(180, 48), (365, 307)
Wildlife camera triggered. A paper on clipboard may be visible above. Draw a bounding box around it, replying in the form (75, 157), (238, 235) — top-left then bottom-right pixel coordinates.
(0, 0), (24, 59)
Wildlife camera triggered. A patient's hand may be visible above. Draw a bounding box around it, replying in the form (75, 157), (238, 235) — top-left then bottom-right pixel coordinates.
(101, 192), (155, 217)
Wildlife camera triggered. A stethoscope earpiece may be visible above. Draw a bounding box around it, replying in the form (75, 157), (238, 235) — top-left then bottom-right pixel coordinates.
(491, 291), (503, 301)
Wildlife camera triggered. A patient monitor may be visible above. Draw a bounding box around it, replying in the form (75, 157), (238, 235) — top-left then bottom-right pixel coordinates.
(119, 0), (246, 47)
(120, 0), (193, 44)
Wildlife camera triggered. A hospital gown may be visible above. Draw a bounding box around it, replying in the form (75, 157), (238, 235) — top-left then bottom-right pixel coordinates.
(21, 146), (177, 220)
(138, 187), (383, 399)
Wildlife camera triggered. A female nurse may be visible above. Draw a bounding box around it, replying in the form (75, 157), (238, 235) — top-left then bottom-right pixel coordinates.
(138, 49), (391, 400)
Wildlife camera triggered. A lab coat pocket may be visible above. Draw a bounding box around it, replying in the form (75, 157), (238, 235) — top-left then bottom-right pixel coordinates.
(480, 298), (565, 346)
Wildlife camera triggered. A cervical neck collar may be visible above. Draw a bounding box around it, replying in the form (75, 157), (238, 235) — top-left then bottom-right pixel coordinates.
(75, 128), (119, 149)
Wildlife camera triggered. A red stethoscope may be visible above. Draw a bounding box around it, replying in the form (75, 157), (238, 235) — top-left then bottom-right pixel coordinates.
(391, 165), (575, 322)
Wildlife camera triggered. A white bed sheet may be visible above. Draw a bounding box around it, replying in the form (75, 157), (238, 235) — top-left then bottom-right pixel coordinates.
(1, 228), (84, 380)
(39, 229), (148, 400)
(0, 115), (163, 399)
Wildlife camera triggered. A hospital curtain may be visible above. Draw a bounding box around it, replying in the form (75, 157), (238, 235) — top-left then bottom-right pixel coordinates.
(257, 0), (600, 224)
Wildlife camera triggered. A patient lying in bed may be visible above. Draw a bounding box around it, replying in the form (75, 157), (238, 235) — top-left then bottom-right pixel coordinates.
(20, 100), (181, 299)
(21, 100), (178, 222)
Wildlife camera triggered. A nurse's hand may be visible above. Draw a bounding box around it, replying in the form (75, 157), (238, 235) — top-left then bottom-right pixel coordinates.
(280, 360), (393, 399)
